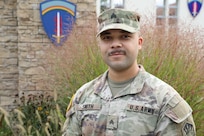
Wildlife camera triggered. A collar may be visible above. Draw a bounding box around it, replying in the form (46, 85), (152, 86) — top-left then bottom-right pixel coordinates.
(94, 65), (147, 99)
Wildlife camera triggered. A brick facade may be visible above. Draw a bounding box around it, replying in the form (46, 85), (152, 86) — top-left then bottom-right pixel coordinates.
(0, 0), (96, 109)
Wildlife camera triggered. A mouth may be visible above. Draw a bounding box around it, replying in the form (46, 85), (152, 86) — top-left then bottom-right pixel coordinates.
(109, 50), (126, 56)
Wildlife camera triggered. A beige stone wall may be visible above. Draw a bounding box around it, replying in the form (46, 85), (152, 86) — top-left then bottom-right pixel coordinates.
(0, 0), (96, 109)
(0, 0), (18, 109)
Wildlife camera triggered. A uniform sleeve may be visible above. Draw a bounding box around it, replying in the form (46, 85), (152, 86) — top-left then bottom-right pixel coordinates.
(62, 96), (82, 136)
(154, 94), (196, 136)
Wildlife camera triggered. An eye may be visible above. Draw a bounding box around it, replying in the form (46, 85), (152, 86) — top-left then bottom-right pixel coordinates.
(101, 35), (112, 41)
(121, 34), (131, 39)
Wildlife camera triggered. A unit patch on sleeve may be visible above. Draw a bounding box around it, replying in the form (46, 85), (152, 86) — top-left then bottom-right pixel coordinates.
(182, 122), (195, 136)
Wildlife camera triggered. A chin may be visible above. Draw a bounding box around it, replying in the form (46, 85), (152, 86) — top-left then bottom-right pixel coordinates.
(110, 65), (129, 72)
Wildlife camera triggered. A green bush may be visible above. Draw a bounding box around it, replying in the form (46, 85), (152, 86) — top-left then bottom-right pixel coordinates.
(0, 93), (65, 136)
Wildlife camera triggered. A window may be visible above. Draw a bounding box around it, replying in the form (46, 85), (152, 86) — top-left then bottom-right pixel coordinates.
(100, 0), (124, 12)
(156, 0), (178, 26)
(169, 2), (178, 25)
(101, 0), (111, 12)
(113, 0), (124, 8)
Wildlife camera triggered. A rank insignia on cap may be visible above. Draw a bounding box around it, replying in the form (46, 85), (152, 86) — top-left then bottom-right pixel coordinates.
(111, 13), (117, 19)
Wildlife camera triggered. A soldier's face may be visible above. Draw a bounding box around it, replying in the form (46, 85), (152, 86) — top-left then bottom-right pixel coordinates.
(98, 29), (143, 72)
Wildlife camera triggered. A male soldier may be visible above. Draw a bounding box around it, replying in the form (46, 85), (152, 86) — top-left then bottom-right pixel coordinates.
(62, 8), (196, 136)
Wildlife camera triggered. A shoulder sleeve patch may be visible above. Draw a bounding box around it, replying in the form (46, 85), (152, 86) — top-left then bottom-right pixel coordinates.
(66, 94), (75, 113)
(182, 122), (196, 136)
(165, 95), (192, 123)
(66, 107), (75, 117)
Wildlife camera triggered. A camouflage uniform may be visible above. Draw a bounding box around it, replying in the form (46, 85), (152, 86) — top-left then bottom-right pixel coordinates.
(62, 67), (196, 136)
(62, 8), (196, 136)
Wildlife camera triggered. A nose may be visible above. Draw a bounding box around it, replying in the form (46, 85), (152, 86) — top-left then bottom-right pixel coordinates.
(110, 39), (122, 48)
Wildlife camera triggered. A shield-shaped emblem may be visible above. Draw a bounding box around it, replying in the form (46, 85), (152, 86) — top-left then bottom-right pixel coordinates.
(40, 0), (76, 46)
(188, 0), (203, 17)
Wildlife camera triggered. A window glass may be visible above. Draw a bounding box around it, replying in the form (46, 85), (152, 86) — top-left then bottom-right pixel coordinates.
(156, 0), (165, 6)
(100, 0), (124, 12)
(169, 0), (177, 25)
(113, 0), (124, 8)
(101, 0), (111, 12)
(156, 0), (178, 26)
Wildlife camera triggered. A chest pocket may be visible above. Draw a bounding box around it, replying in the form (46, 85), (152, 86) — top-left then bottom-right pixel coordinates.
(117, 104), (159, 135)
(76, 103), (102, 124)
(76, 103), (107, 136)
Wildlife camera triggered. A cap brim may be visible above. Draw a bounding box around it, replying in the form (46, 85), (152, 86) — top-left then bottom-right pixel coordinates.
(96, 23), (138, 37)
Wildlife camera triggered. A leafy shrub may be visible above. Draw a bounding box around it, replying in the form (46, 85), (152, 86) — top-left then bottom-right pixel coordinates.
(0, 92), (65, 136)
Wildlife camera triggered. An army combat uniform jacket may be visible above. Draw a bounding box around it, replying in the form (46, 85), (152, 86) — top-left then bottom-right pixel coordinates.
(62, 68), (196, 136)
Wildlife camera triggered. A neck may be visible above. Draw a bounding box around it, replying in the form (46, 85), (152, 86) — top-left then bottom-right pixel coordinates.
(108, 63), (140, 82)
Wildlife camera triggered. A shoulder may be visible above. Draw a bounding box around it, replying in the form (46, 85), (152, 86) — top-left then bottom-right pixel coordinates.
(142, 71), (196, 133)
(65, 73), (104, 117)
(143, 71), (173, 90)
(139, 70), (190, 112)
(140, 71), (194, 122)
(71, 71), (107, 104)
(165, 94), (193, 123)
(137, 66), (173, 90)
(164, 94), (196, 135)
(141, 71), (176, 96)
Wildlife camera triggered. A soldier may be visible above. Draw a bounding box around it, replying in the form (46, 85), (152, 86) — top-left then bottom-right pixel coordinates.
(62, 8), (196, 136)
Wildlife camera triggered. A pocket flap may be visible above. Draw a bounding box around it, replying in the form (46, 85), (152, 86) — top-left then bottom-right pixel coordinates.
(165, 95), (192, 123)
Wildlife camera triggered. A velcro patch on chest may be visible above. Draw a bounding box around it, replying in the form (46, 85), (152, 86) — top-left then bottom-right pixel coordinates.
(126, 104), (159, 115)
(165, 95), (192, 123)
(76, 104), (101, 111)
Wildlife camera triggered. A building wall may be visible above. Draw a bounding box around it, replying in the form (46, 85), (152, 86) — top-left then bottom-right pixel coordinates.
(96, 0), (204, 29)
(124, 0), (155, 16)
(0, 0), (18, 109)
(126, 0), (204, 29)
(178, 0), (204, 29)
(0, 0), (96, 109)
(125, 0), (204, 29)
(124, 0), (156, 25)
(1, 0), (203, 109)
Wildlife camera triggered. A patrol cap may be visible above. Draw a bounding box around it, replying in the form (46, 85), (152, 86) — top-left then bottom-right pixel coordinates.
(97, 8), (140, 36)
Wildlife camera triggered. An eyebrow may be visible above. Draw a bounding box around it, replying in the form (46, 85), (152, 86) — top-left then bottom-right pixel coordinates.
(120, 30), (131, 34)
(100, 30), (131, 36)
(100, 31), (110, 35)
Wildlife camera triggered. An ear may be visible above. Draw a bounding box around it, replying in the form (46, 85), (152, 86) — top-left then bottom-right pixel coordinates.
(138, 36), (143, 50)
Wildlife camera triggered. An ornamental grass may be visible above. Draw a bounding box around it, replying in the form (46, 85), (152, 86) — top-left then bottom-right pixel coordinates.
(0, 20), (203, 135)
